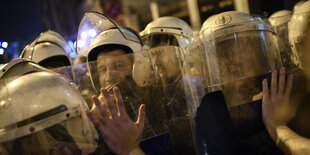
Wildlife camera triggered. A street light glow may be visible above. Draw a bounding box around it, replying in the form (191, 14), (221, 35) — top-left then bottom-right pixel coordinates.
(2, 42), (8, 48)
(0, 48), (4, 55)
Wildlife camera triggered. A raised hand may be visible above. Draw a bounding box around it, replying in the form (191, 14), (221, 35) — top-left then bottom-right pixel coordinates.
(87, 87), (145, 155)
(262, 68), (294, 139)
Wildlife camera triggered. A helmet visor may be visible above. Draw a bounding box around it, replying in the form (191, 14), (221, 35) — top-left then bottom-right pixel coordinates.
(143, 34), (179, 48)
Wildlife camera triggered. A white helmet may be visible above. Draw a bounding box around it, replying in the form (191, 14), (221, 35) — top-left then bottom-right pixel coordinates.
(0, 61), (98, 154)
(200, 11), (271, 34)
(0, 59), (48, 81)
(77, 11), (145, 62)
(288, 1), (310, 68)
(140, 16), (194, 49)
(269, 10), (292, 26)
(294, 0), (307, 12)
(20, 30), (72, 67)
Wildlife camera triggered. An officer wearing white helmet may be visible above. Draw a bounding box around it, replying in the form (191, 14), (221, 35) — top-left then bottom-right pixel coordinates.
(192, 11), (283, 154)
(140, 16), (194, 49)
(138, 16), (196, 154)
(20, 30), (72, 69)
(20, 30), (74, 81)
(76, 11), (145, 93)
(0, 59), (98, 154)
(138, 17), (193, 87)
(76, 12), (196, 154)
(269, 10), (298, 72)
(260, 2), (310, 154)
(289, 1), (310, 69)
(199, 11), (281, 102)
(262, 1), (310, 154)
(76, 11), (163, 143)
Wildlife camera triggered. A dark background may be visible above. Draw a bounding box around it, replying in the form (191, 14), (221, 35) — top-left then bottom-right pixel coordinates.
(0, 0), (302, 64)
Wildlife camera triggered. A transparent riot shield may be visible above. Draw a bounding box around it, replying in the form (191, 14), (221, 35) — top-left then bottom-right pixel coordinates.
(184, 17), (284, 155)
(51, 63), (95, 108)
(182, 36), (208, 146)
(53, 46), (197, 154)
(0, 71), (98, 155)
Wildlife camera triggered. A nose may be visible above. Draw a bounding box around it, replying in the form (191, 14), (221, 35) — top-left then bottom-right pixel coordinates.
(154, 56), (162, 66)
(105, 66), (114, 82)
(105, 66), (122, 84)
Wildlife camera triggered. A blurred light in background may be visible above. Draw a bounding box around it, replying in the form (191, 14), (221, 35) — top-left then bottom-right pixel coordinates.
(0, 48), (4, 55)
(67, 40), (77, 59)
(2, 42), (8, 48)
(0, 41), (8, 49)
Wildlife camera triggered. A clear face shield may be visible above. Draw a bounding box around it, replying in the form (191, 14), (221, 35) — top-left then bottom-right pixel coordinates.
(0, 72), (98, 155)
(91, 53), (133, 92)
(76, 11), (141, 57)
(199, 20), (282, 107)
(142, 33), (179, 47)
(54, 46), (197, 154)
(48, 65), (75, 84)
(182, 36), (208, 116)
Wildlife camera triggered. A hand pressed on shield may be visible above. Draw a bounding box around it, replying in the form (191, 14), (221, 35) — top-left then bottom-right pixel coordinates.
(87, 87), (145, 155)
(262, 68), (310, 155)
(262, 67), (294, 131)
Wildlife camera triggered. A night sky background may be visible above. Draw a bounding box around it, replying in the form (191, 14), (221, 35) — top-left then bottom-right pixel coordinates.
(0, 0), (43, 43)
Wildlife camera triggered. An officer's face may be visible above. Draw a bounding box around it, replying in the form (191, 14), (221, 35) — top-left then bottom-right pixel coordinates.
(217, 39), (264, 82)
(96, 49), (132, 90)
